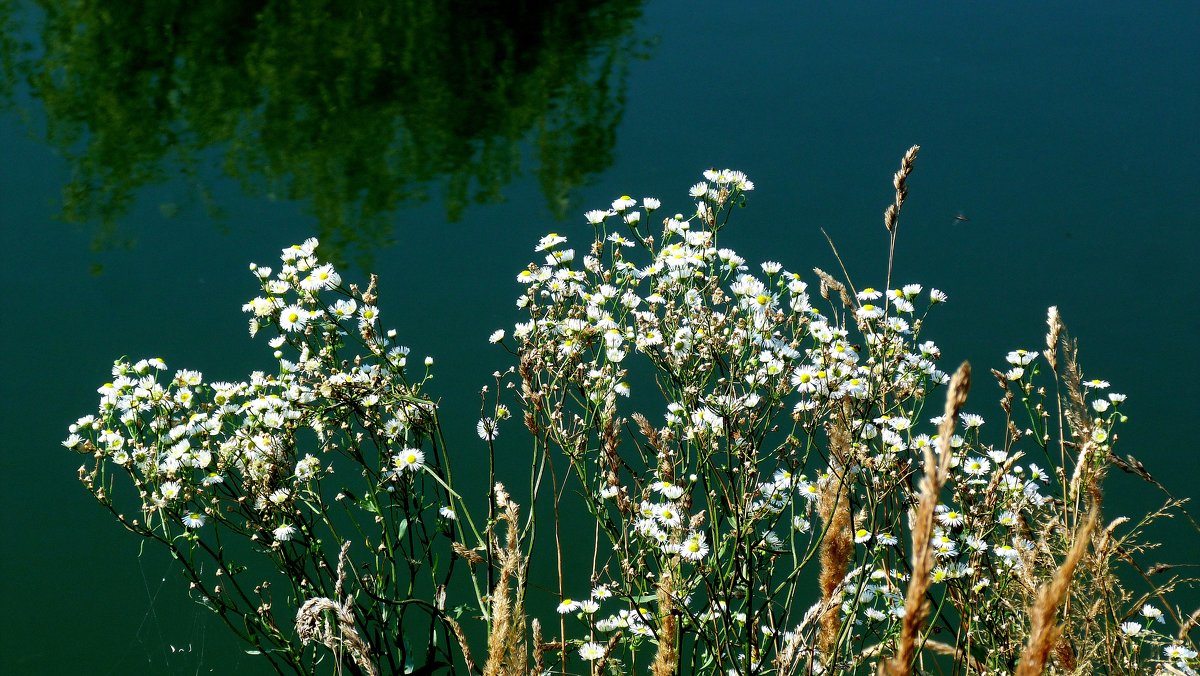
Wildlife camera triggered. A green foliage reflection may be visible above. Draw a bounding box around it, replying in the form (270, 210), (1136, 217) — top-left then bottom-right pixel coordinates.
(24, 0), (644, 264)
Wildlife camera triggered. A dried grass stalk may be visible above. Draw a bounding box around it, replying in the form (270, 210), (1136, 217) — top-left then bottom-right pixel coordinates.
(1015, 507), (1098, 676)
(882, 362), (971, 676)
(1044, 306), (1062, 370)
(650, 569), (679, 676)
(295, 542), (379, 676)
(813, 267), (854, 310)
(531, 619), (546, 676)
(884, 145), (920, 233)
(818, 420), (854, 656)
(445, 615), (479, 675)
(483, 484), (529, 676)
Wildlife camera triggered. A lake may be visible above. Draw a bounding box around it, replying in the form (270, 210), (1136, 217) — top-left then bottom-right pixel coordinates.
(1, 1), (1197, 673)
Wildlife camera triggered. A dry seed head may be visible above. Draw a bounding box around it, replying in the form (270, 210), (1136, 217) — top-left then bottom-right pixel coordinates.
(1016, 508), (1098, 676)
(1044, 306), (1062, 369)
(884, 145), (920, 233)
(887, 362), (969, 676)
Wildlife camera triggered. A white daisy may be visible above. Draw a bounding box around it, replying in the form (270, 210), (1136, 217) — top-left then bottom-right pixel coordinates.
(1120, 621), (1142, 636)
(578, 641), (606, 661)
(477, 418), (499, 441)
(680, 531), (709, 561)
(279, 305), (309, 332)
(393, 448), (425, 473)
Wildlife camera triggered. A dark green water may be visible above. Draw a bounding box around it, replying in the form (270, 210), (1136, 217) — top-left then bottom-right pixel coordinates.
(1, 1), (1197, 673)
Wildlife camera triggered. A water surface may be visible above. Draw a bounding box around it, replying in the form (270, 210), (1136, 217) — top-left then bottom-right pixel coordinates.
(2, 1), (1197, 673)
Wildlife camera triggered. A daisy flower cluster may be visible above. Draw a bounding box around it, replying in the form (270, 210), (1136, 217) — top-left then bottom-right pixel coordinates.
(66, 239), (471, 674)
(63, 167), (1197, 675)
(502, 172), (1195, 674)
(507, 170), (960, 671)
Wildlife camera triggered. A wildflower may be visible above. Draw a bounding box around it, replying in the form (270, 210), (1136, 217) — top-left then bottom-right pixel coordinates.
(932, 532), (958, 559)
(650, 481), (685, 500)
(301, 264), (340, 291)
(585, 210), (610, 225)
(273, 523), (297, 541)
(1006, 349), (1037, 366)
(1120, 621), (1142, 636)
(243, 297), (276, 317)
(578, 642), (606, 661)
(182, 512), (206, 529)
(294, 455), (321, 481)
(488, 329), (505, 344)
(856, 304), (884, 320)
(930, 288), (947, 303)
(654, 503), (682, 528)
(535, 233), (567, 251)
(279, 305), (309, 332)
(1141, 604), (1165, 623)
(359, 305), (379, 326)
(393, 448), (425, 473)
(477, 418), (499, 441)
(439, 506), (456, 521)
(798, 481), (821, 502)
(327, 298), (357, 320)
(557, 598), (580, 614)
(611, 195), (637, 211)
(1083, 378), (1110, 389)
(772, 469), (793, 490)
(790, 366), (819, 393)
(960, 413), (985, 429)
(937, 509), (965, 528)
(993, 543), (1021, 563)
(592, 585), (612, 600)
(963, 457), (991, 476)
(161, 481), (182, 501)
(1165, 644), (1198, 660)
(854, 529), (872, 544)
(681, 531), (710, 561)
(1028, 463), (1049, 482)
(578, 599), (600, 614)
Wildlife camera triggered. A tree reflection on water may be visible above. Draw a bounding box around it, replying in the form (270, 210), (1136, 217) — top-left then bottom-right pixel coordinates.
(9, 0), (645, 266)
